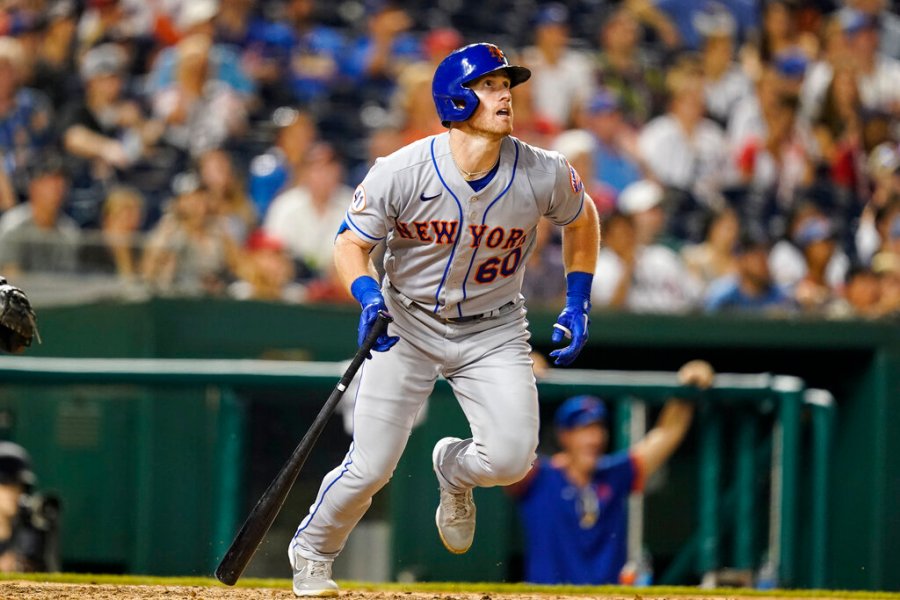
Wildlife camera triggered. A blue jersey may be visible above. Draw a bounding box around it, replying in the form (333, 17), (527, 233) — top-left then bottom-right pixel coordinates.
(704, 276), (795, 314)
(514, 450), (641, 584)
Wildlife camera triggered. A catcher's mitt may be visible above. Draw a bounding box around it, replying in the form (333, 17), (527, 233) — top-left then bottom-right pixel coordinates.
(0, 277), (39, 353)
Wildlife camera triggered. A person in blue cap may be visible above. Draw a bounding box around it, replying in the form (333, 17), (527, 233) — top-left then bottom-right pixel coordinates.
(509, 359), (712, 585)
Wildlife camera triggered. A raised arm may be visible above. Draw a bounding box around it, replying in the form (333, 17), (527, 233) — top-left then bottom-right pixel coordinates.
(631, 360), (713, 478)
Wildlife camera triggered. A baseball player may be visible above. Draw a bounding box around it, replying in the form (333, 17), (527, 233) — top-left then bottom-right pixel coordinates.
(288, 42), (600, 597)
(508, 360), (711, 585)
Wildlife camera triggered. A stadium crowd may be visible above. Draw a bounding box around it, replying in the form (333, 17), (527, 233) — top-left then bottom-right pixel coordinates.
(0, 0), (898, 317)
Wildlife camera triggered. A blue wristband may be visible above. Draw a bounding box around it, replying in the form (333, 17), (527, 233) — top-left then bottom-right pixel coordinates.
(350, 275), (381, 306)
(566, 271), (593, 305)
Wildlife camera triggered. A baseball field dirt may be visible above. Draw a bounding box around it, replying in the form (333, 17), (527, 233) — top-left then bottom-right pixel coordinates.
(0, 582), (897, 600)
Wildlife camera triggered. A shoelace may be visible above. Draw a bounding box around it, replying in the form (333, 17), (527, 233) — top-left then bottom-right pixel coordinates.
(441, 489), (473, 522)
(305, 560), (333, 579)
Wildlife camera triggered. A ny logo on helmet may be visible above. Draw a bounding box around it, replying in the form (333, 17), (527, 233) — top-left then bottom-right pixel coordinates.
(487, 45), (506, 63)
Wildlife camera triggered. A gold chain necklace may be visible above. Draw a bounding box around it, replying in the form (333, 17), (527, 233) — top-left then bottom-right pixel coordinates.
(451, 148), (500, 181)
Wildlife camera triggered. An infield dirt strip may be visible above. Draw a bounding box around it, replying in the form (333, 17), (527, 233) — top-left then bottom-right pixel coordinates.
(0, 583), (849, 600)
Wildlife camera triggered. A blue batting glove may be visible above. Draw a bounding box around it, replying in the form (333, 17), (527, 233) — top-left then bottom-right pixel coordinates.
(351, 276), (400, 356)
(549, 272), (593, 367)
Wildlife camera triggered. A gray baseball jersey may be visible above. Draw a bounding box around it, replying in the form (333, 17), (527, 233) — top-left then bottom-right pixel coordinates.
(343, 132), (585, 317)
(290, 131), (586, 565)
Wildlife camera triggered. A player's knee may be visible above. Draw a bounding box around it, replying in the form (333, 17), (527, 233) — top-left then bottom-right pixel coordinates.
(484, 437), (537, 485)
(348, 457), (396, 494)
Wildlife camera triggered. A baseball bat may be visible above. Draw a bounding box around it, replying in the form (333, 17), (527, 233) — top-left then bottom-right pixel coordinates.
(215, 311), (393, 586)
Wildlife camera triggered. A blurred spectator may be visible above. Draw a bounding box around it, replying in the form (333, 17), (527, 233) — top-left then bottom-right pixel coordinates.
(393, 63), (444, 144)
(856, 149), (900, 263)
(705, 230), (795, 313)
(732, 93), (811, 213)
(508, 360), (709, 584)
(29, 0), (79, 111)
(79, 185), (144, 279)
(841, 8), (900, 116)
(594, 6), (667, 126)
(0, 37), (53, 202)
(347, 124), (404, 186)
(877, 197), (900, 252)
(652, 0), (758, 52)
(215, 0), (261, 48)
(871, 250), (900, 315)
(836, 264), (883, 318)
(592, 183), (700, 313)
(503, 70), (556, 148)
(0, 441), (59, 573)
(77, 0), (132, 52)
(421, 27), (463, 70)
(228, 229), (306, 302)
(772, 49), (809, 99)
(790, 214), (842, 312)
(681, 206), (740, 285)
(0, 155), (80, 276)
(60, 43), (164, 225)
(620, 0), (682, 51)
(553, 129), (613, 216)
(638, 56), (727, 210)
(151, 33), (250, 158)
(249, 106), (317, 219)
(845, 0), (900, 59)
(141, 171), (242, 295)
(343, 1), (420, 105)
(214, 0), (292, 108)
(810, 61), (865, 193)
(281, 0), (347, 107)
(800, 13), (849, 123)
(697, 7), (752, 125)
(769, 202), (849, 292)
(146, 1), (255, 115)
(727, 67), (782, 154)
(263, 143), (350, 283)
(622, 178), (675, 248)
(582, 91), (642, 205)
(197, 148), (256, 243)
(520, 3), (596, 131)
(804, 8), (900, 122)
(741, 0), (803, 79)
(521, 219), (566, 308)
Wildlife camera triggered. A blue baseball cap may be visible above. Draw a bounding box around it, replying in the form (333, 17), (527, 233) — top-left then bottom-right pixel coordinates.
(587, 90), (620, 114)
(554, 395), (607, 430)
(793, 216), (835, 248)
(535, 3), (569, 27)
(838, 8), (878, 36)
(773, 51), (808, 79)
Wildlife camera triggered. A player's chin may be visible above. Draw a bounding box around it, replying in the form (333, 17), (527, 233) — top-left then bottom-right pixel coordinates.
(492, 118), (514, 136)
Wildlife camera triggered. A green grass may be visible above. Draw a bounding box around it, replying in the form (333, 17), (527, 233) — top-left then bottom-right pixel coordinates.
(0, 572), (898, 599)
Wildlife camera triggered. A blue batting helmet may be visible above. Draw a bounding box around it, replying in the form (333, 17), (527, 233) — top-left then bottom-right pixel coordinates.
(432, 43), (531, 127)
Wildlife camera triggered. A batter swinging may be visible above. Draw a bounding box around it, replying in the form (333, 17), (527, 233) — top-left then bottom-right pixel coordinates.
(288, 42), (600, 596)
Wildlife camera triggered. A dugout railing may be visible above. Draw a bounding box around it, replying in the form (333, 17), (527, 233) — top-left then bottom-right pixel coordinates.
(0, 357), (832, 588)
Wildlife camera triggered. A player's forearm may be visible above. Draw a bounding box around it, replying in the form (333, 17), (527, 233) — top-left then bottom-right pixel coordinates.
(632, 399), (694, 477)
(334, 232), (378, 291)
(561, 198), (600, 275)
(655, 399), (695, 441)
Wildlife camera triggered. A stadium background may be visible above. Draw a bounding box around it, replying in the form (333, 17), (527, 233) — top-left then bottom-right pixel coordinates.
(0, 0), (898, 595)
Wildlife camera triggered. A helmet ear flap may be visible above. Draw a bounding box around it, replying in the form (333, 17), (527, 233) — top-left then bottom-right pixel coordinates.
(441, 85), (479, 127)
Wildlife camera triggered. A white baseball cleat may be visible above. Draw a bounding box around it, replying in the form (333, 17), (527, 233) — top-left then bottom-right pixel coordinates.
(289, 550), (339, 597)
(432, 436), (476, 554)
